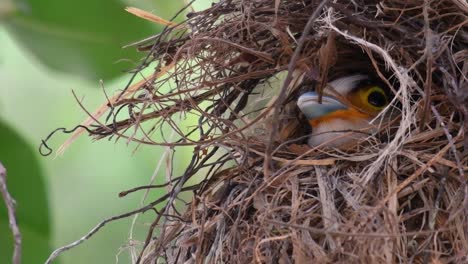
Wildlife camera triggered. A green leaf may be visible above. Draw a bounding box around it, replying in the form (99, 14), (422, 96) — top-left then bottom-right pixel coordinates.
(3, 0), (184, 81)
(0, 222), (51, 264)
(0, 120), (51, 263)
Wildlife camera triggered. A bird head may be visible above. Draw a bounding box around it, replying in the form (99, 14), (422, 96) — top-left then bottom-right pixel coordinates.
(297, 74), (391, 147)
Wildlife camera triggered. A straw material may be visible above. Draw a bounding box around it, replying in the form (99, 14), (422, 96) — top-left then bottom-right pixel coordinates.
(79, 0), (467, 263)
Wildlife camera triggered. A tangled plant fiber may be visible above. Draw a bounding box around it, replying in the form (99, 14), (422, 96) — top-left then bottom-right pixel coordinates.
(47, 0), (467, 263)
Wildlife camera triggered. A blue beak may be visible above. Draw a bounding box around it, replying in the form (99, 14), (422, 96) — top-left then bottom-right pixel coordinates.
(297, 92), (347, 121)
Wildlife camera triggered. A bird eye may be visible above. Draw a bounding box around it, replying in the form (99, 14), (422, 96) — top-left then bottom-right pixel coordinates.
(366, 87), (388, 109)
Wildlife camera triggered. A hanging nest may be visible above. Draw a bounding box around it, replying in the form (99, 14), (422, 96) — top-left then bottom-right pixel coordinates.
(58, 0), (467, 263)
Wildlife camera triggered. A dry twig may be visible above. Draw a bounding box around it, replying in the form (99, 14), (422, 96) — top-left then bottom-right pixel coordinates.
(0, 162), (22, 264)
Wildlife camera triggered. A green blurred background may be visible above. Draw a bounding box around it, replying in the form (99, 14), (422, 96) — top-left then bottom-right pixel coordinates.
(0, 0), (212, 263)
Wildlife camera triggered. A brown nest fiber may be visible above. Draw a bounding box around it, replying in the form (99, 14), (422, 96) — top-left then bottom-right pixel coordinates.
(57, 0), (467, 263)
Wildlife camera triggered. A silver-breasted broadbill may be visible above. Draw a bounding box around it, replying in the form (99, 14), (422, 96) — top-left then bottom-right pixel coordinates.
(297, 74), (391, 147)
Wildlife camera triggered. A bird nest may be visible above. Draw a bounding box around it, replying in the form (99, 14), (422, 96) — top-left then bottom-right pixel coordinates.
(50, 0), (467, 263)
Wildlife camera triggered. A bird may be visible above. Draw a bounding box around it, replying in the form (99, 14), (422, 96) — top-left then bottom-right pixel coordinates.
(297, 74), (391, 147)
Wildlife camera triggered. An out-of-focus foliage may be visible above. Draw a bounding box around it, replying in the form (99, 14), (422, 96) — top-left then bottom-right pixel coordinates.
(1, 0), (183, 81)
(0, 120), (51, 264)
(0, 0), (215, 263)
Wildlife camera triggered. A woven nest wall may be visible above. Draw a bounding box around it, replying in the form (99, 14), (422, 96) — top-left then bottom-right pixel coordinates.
(64, 0), (467, 263)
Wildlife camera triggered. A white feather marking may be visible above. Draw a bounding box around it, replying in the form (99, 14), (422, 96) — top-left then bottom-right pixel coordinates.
(327, 74), (369, 95)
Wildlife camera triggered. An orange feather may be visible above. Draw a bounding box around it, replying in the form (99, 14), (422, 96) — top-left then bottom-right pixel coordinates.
(309, 109), (370, 127)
